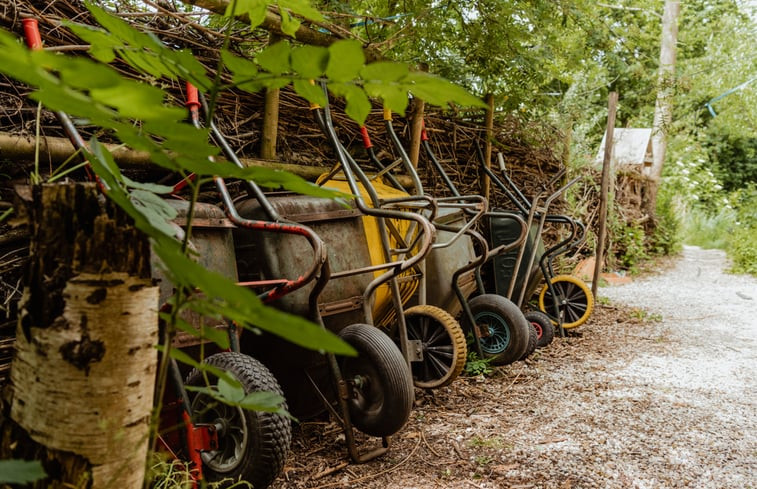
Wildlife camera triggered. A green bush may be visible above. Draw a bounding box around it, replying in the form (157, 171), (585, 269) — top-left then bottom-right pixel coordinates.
(650, 187), (682, 256)
(726, 184), (757, 276)
(610, 220), (648, 273)
(728, 226), (757, 275)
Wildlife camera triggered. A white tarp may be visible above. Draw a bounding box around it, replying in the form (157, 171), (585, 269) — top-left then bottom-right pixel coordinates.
(595, 128), (653, 171)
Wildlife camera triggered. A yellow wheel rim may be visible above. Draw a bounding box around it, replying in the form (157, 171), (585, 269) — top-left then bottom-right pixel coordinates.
(538, 274), (594, 329)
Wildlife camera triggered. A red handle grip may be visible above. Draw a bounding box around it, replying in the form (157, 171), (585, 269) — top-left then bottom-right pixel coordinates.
(185, 82), (200, 110)
(359, 126), (373, 149)
(22, 18), (42, 50)
(420, 119), (429, 141)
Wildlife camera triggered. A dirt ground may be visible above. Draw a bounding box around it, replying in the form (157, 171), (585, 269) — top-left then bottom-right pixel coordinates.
(269, 246), (757, 489)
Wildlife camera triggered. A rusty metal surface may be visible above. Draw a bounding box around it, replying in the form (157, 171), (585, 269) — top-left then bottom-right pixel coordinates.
(234, 194), (375, 330)
(152, 200), (238, 348)
(424, 207), (477, 313)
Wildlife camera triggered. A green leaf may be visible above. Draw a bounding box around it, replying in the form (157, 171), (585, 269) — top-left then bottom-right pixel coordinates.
(130, 189), (179, 219)
(240, 165), (351, 200)
(360, 62), (409, 82)
(0, 460), (47, 484)
(185, 384), (288, 416)
(56, 58), (122, 90)
(169, 314), (232, 351)
(122, 176), (174, 194)
(157, 346), (230, 383)
(328, 83), (371, 125)
(326, 40), (365, 82)
(404, 72), (485, 108)
(89, 84), (183, 122)
(222, 49), (258, 80)
(65, 24), (118, 63)
(238, 391), (287, 412)
(290, 45), (329, 79)
(363, 82), (409, 116)
(256, 41), (291, 75)
(258, 77), (291, 90)
(199, 324), (231, 350)
(218, 374), (246, 403)
(229, 0), (268, 28)
(70, 5), (211, 90)
(278, 0), (324, 22)
(292, 79), (327, 108)
(278, 9), (301, 37)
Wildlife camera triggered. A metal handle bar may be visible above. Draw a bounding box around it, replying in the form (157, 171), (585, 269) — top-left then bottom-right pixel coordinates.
(382, 109), (424, 196)
(478, 150), (529, 214)
(542, 175), (581, 210)
(314, 91), (437, 305)
(359, 126), (407, 191)
(375, 113), (492, 251)
(421, 123), (461, 198)
(185, 84), (329, 306)
(428, 195), (488, 250)
(22, 19), (108, 193)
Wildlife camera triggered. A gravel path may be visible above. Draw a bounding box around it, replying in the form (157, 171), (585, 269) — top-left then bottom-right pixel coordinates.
(274, 245), (757, 489)
(595, 245), (757, 488)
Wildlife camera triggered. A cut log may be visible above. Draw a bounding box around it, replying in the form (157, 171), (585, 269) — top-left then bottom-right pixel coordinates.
(1, 183), (157, 489)
(0, 131), (413, 186)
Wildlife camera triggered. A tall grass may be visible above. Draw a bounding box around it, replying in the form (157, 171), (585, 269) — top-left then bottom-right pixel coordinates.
(681, 207), (736, 250)
(679, 186), (757, 277)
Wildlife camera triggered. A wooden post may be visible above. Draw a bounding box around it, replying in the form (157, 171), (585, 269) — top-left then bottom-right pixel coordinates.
(408, 63), (428, 168)
(1, 183), (158, 489)
(260, 34), (281, 160)
(483, 93), (495, 202)
(592, 92), (618, 299)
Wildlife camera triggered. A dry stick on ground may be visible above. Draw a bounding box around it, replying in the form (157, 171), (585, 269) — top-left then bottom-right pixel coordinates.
(310, 435), (423, 489)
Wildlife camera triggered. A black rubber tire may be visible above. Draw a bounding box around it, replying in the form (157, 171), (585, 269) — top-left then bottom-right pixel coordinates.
(538, 274), (595, 329)
(185, 352), (291, 489)
(519, 321), (538, 361)
(525, 310), (554, 348)
(339, 324), (414, 437)
(404, 305), (467, 389)
(463, 294), (531, 366)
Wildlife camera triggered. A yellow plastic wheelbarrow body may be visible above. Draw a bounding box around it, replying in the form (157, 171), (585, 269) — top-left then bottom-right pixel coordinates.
(320, 176), (419, 327)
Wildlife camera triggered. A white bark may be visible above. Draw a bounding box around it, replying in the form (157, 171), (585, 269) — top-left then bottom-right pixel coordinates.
(11, 272), (158, 489)
(649, 1), (681, 181)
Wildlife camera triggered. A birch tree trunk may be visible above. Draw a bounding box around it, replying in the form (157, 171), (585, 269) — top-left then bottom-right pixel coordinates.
(647, 0), (681, 217)
(1, 183), (158, 489)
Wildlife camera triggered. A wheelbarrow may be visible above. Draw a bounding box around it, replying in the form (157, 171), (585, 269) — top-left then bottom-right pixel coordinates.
(314, 104), (478, 387)
(408, 118), (535, 365)
(184, 87), (430, 463)
(478, 147), (595, 338)
(336, 107), (533, 367)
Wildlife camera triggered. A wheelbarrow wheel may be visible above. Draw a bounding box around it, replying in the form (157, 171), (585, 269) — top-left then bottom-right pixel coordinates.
(519, 321), (538, 361)
(404, 305), (467, 389)
(464, 294), (530, 366)
(525, 310), (554, 348)
(538, 275), (595, 329)
(185, 352), (291, 488)
(339, 324), (414, 437)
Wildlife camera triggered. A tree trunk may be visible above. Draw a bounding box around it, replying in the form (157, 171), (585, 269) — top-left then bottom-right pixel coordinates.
(647, 0), (681, 217)
(0, 131), (414, 185)
(260, 33), (281, 160)
(1, 183), (158, 489)
(483, 93), (495, 203)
